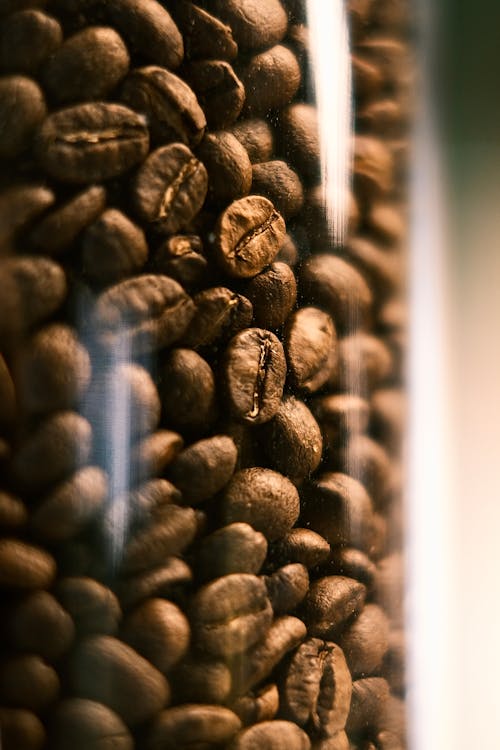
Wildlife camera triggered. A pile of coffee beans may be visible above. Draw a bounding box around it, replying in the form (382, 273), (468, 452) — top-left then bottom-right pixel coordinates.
(0, 0), (411, 748)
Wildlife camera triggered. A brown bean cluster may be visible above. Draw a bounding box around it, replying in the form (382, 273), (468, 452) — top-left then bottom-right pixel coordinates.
(0, 0), (411, 749)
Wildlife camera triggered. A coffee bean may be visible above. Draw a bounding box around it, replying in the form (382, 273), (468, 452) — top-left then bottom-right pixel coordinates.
(29, 185), (106, 256)
(173, 655), (232, 704)
(304, 576), (367, 639)
(270, 528), (331, 569)
(0, 76), (46, 158)
(94, 0), (183, 69)
(167, 435), (237, 503)
(121, 66), (206, 147)
(146, 704), (242, 750)
(215, 195), (286, 278)
(191, 573), (273, 657)
(121, 598), (190, 673)
(357, 98), (405, 138)
(183, 59), (245, 129)
(7, 590), (74, 660)
(374, 553), (404, 627)
(42, 26), (130, 104)
(251, 160), (304, 219)
(11, 411), (92, 492)
(222, 467), (300, 541)
(333, 435), (392, 508)
(0, 10), (61, 75)
(286, 307), (337, 393)
(300, 255), (373, 334)
(262, 396), (323, 480)
(158, 348), (216, 435)
(0, 354), (16, 431)
(207, 0), (288, 50)
(183, 287), (253, 349)
(223, 328), (287, 424)
(93, 274), (195, 353)
(281, 638), (352, 737)
(280, 103), (320, 183)
(132, 143), (208, 233)
(302, 473), (376, 552)
(35, 102), (149, 183)
(338, 604), (390, 678)
(312, 732), (349, 750)
(333, 334), (393, 394)
(0, 0), (47, 12)
(0, 492), (27, 530)
(265, 563), (309, 615)
(229, 720), (311, 750)
(352, 53), (384, 102)
(130, 429), (184, 481)
(0, 184), (55, 253)
(123, 504), (197, 573)
(0, 539), (56, 590)
(356, 38), (410, 93)
(56, 576), (121, 636)
(197, 130), (252, 206)
(367, 202), (406, 246)
(354, 136), (394, 198)
(232, 683), (279, 726)
(345, 678), (390, 737)
(125, 479), (181, 528)
(230, 118), (274, 163)
(371, 388), (406, 453)
(245, 261), (297, 329)
(82, 208), (148, 285)
(0, 654), (59, 711)
(311, 394), (370, 446)
(323, 547), (377, 590)
(49, 699), (133, 750)
(171, 2), (238, 61)
(116, 557), (192, 609)
(196, 523), (268, 580)
(0, 708), (45, 750)
(295, 186), (360, 254)
(69, 635), (169, 727)
(30, 466), (107, 542)
(344, 237), (401, 299)
(240, 45), (301, 115)
(383, 629), (405, 695)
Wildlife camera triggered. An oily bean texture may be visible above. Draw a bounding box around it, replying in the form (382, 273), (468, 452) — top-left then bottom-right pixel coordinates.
(49, 699), (133, 750)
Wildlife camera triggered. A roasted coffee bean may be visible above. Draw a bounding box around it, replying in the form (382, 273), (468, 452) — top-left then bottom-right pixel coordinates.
(29, 185), (106, 256)
(196, 523), (268, 580)
(126, 479), (181, 527)
(295, 185), (360, 254)
(93, 274), (195, 354)
(121, 66), (206, 147)
(0, 539), (56, 590)
(333, 435), (392, 508)
(69, 635), (169, 727)
(371, 388), (406, 453)
(383, 629), (405, 695)
(304, 576), (367, 639)
(344, 237), (401, 299)
(0, 10), (62, 75)
(0, 492), (27, 530)
(207, 0), (288, 50)
(311, 394), (370, 446)
(345, 678), (390, 737)
(197, 130), (252, 206)
(0, 654), (59, 711)
(146, 704), (241, 750)
(262, 396), (323, 480)
(356, 37), (410, 93)
(349, 0), (373, 39)
(123, 504), (197, 573)
(374, 553), (405, 627)
(171, 2), (238, 61)
(214, 195), (286, 278)
(222, 467), (300, 541)
(81, 208), (148, 285)
(0, 184), (54, 253)
(17, 324), (91, 414)
(302, 473), (376, 552)
(270, 528), (331, 569)
(173, 655), (232, 704)
(333, 334), (393, 394)
(35, 103), (149, 184)
(245, 261), (297, 329)
(130, 429), (184, 481)
(190, 573), (273, 657)
(0, 354), (16, 430)
(223, 328), (287, 424)
(286, 307), (337, 393)
(338, 604), (390, 678)
(0, 76), (46, 158)
(229, 720), (311, 750)
(241, 45), (301, 116)
(357, 98), (405, 137)
(232, 683), (280, 726)
(94, 0), (183, 69)
(230, 118), (274, 163)
(151, 234), (208, 290)
(167, 435), (237, 503)
(182, 287), (253, 349)
(121, 598), (190, 674)
(11, 411), (92, 492)
(354, 136), (394, 198)
(56, 577), (121, 636)
(184, 59), (245, 129)
(159, 348), (216, 434)
(251, 160), (304, 219)
(265, 563), (309, 614)
(116, 557), (192, 609)
(230, 615), (306, 696)
(42, 26), (129, 104)
(0, 708), (45, 750)
(7, 590), (74, 660)
(352, 54), (384, 100)
(49, 699), (133, 750)
(280, 103), (320, 183)
(281, 638), (352, 737)
(132, 143), (208, 234)
(30, 466), (107, 542)
(312, 732), (350, 750)
(367, 202), (406, 246)
(324, 547), (377, 590)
